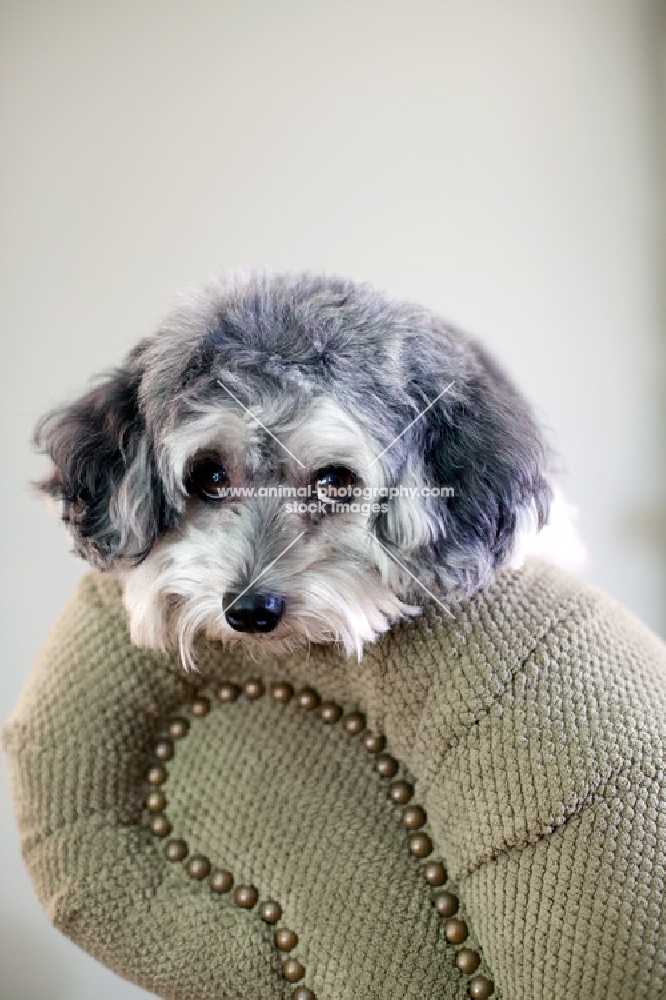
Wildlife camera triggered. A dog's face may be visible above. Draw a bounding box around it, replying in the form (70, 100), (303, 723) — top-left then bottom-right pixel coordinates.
(36, 273), (551, 666)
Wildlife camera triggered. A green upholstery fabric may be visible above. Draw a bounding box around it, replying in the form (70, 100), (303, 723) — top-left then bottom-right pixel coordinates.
(3, 558), (666, 999)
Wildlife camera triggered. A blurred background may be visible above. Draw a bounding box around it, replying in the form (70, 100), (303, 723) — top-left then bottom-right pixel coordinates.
(1, 1), (664, 996)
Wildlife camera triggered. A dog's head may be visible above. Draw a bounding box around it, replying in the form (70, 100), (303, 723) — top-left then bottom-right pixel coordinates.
(35, 272), (552, 666)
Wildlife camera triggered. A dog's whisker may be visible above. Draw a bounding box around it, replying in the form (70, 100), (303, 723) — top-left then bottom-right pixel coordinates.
(37, 271), (567, 665)
(221, 531), (306, 616)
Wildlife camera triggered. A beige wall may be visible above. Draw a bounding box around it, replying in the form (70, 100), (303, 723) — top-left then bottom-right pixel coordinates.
(1, 2), (663, 996)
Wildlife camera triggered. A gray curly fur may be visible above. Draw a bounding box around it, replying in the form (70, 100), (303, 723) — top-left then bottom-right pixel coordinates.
(35, 272), (552, 657)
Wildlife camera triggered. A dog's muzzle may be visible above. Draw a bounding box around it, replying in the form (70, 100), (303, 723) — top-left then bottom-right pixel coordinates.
(224, 593), (285, 634)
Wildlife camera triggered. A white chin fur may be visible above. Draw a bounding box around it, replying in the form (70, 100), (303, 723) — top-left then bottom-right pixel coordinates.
(117, 538), (419, 671)
(510, 483), (587, 573)
(116, 479), (584, 670)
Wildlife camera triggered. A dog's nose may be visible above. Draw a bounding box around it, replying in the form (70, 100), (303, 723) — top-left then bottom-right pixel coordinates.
(223, 593), (284, 633)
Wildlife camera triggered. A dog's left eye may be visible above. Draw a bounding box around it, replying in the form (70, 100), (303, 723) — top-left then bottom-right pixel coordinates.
(314, 466), (356, 504)
(188, 459), (230, 501)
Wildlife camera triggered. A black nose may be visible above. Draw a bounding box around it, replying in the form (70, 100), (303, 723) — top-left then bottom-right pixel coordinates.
(224, 593), (284, 633)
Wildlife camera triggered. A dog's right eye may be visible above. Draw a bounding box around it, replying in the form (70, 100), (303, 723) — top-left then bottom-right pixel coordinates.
(188, 460), (230, 501)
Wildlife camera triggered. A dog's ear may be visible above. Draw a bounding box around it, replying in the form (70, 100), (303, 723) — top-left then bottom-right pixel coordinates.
(379, 339), (552, 596)
(34, 345), (177, 569)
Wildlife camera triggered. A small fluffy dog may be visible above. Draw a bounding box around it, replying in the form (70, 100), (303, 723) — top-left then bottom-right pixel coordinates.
(36, 272), (581, 668)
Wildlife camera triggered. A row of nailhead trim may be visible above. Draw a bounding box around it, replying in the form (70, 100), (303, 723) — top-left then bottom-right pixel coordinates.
(145, 678), (494, 1000)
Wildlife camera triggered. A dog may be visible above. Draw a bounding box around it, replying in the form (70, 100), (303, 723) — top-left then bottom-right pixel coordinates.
(35, 271), (583, 668)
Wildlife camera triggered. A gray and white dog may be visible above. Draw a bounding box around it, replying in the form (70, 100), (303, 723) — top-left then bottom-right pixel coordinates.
(35, 272), (581, 668)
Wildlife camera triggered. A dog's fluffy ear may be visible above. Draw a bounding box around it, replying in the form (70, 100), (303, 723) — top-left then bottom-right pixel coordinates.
(34, 345), (176, 569)
(379, 339), (552, 596)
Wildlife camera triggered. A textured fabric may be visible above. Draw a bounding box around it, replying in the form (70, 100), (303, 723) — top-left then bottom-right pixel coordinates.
(3, 558), (666, 999)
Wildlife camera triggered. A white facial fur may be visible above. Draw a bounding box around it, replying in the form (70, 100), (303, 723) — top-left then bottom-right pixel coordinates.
(37, 275), (580, 666)
(118, 397), (419, 669)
